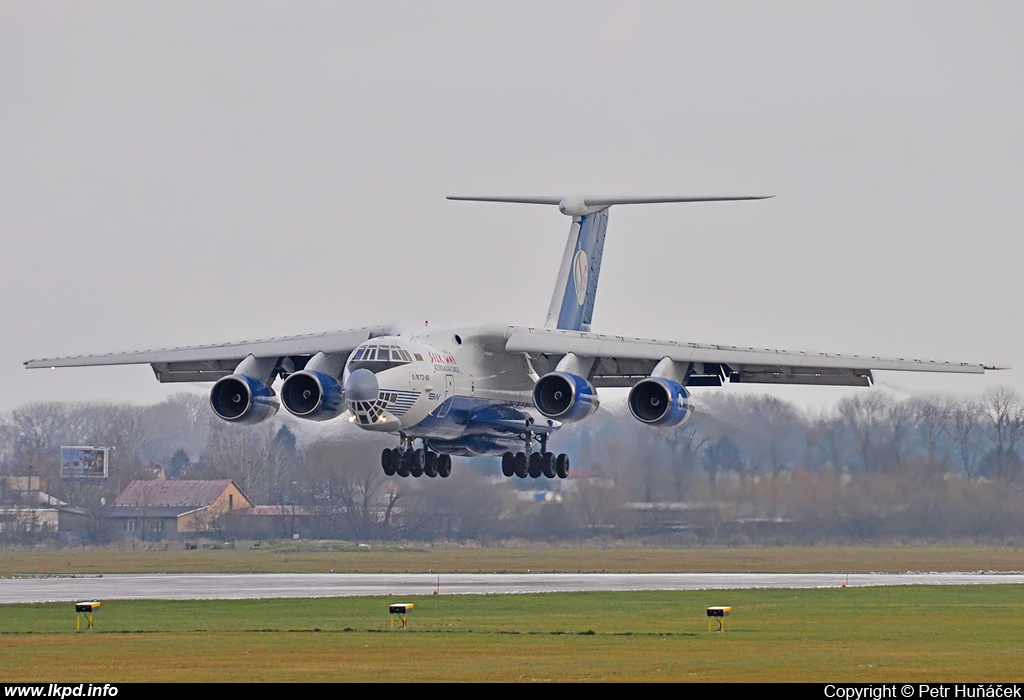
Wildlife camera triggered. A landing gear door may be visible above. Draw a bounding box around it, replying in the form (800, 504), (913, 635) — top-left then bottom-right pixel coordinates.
(436, 374), (455, 418)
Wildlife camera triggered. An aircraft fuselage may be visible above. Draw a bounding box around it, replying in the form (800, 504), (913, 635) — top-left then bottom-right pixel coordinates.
(342, 327), (556, 456)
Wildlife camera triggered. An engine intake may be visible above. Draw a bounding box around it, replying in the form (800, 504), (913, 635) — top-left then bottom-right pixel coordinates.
(628, 378), (693, 426)
(533, 372), (599, 423)
(210, 374), (279, 424)
(281, 370), (345, 421)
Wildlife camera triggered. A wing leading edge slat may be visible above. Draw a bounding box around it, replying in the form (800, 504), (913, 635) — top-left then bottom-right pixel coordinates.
(24, 327), (391, 383)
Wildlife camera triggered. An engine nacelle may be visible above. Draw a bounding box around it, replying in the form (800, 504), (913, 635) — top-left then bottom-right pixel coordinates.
(533, 372), (599, 423)
(627, 378), (693, 426)
(210, 374), (279, 424)
(281, 370), (345, 421)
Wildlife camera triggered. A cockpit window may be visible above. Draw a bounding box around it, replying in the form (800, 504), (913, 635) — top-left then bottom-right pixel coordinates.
(348, 344), (413, 373)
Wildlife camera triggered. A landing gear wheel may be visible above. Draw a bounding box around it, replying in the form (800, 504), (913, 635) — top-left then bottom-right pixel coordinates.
(381, 448), (398, 476)
(424, 451), (438, 477)
(409, 448), (425, 477)
(555, 453), (570, 479)
(396, 452), (411, 477)
(437, 454), (452, 478)
(501, 452), (515, 477)
(514, 452), (528, 478)
(528, 452), (542, 478)
(541, 452), (557, 478)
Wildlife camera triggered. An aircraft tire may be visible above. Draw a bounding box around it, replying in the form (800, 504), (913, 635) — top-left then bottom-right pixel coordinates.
(501, 452), (515, 477)
(410, 449), (425, 477)
(396, 458), (410, 478)
(555, 453), (570, 479)
(528, 452), (542, 478)
(514, 452), (528, 478)
(425, 451), (438, 477)
(382, 449), (398, 476)
(541, 452), (557, 478)
(438, 454), (452, 478)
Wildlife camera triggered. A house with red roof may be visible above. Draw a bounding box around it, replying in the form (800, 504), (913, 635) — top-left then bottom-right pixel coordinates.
(110, 479), (253, 540)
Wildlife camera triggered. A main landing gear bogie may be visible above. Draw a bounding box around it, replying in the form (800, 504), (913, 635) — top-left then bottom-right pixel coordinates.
(501, 451), (569, 479)
(381, 446), (451, 479)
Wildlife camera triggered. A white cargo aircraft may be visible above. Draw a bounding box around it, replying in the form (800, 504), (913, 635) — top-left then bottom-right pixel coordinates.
(26, 195), (995, 480)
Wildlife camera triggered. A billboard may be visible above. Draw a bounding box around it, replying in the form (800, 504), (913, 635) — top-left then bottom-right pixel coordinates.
(60, 447), (109, 480)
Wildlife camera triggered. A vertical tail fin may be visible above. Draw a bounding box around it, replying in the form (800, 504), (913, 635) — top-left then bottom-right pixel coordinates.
(446, 194), (771, 332)
(545, 210), (609, 331)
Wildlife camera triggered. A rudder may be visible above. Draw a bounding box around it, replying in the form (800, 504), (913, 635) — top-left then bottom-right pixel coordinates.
(545, 209), (609, 332)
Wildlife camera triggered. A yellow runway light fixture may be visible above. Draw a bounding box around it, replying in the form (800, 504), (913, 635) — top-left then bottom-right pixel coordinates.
(707, 606), (731, 632)
(75, 601), (101, 630)
(389, 603), (413, 628)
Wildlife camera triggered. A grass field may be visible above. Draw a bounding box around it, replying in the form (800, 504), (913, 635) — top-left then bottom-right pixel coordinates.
(2, 586), (1023, 682)
(2, 544), (1023, 576)
(3, 545), (1021, 682)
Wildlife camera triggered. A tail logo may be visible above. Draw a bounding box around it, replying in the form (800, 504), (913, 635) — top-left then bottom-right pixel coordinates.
(572, 250), (589, 306)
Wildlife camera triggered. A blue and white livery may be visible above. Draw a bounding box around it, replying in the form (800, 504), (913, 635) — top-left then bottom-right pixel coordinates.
(26, 195), (997, 480)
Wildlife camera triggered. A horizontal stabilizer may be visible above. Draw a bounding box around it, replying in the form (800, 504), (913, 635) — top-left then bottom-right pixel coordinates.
(449, 194), (773, 218)
(447, 196), (565, 205)
(448, 194), (772, 213)
(579, 195), (772, 206)
(447, 195), (772, 204)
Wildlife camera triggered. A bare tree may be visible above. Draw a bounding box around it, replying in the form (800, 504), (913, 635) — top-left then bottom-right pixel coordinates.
(910, 396), (950, 469)
(570, 477), (626, 531)
(980, 388), (1024, 482)
(140, 392), (210, 463)
(838, 393), (893, 472)
(942, 398), (983, 479)
(806, 406), (849, 471)
(199, 419), (288, 503)
(301, 438), (401, 539)
(703, 435), (742, 489)
(403, 471), (509, 540)
(880, 397), (916, 470)
(667, 424), (707, 500)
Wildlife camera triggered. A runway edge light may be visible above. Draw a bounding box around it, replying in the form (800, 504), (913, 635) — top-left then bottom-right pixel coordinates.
(707, 606), (731, 632)
(75, 601), (101, 630)
(389, 603), (413, 628)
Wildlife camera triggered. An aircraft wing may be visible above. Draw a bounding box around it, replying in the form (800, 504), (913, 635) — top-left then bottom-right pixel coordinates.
(500, 326), (995, 388)
(24, 327), (391, 383)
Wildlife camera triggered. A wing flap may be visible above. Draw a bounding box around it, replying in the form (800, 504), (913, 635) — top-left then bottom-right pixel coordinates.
(150, 360), (240, 384)
(504, 326), (988, 387)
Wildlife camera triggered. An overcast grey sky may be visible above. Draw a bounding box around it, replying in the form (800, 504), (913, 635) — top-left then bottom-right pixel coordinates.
(2, 1), (1021, 412)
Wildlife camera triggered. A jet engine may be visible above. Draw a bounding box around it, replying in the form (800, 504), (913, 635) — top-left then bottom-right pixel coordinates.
(209, 374), (279, 424)
(533, 371), (599, 423)
(281, 370), (345, 421)
(627, 377), (693, 426)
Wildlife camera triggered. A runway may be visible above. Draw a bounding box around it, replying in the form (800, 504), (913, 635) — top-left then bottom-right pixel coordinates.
(3, 572), (1024, 603)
